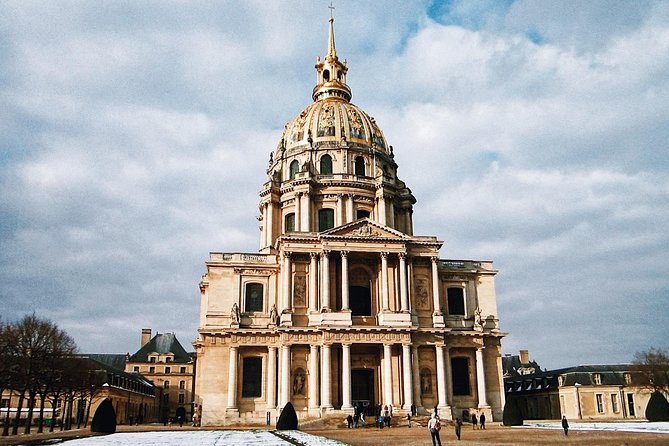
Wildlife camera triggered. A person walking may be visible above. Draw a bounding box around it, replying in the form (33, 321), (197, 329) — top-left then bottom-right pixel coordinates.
(561, 415), (569, 436)
(454, 418), (463, 441)
(427, 413), (442, 446)
(479, 412), (486, 429)
(407, 413), (411, 428)
(471, 412), (477, 430)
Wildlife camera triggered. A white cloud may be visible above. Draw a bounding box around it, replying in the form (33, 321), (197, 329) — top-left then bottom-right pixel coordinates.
(1, 1), (668, 369)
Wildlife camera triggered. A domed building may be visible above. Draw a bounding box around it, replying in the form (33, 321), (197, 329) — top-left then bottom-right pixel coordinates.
(193, 16), (506, 426)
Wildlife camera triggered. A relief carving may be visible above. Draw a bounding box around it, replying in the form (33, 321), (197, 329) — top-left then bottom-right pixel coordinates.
(414, 276), (430, 310)
(293, 274), (307, 308)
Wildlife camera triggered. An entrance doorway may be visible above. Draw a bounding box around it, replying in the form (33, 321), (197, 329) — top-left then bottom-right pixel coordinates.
(352, 369), (374, 415)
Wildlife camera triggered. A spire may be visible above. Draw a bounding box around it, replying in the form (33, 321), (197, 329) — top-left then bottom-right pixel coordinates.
(313, 14), (351, 102)
(327, 16), (337, 59)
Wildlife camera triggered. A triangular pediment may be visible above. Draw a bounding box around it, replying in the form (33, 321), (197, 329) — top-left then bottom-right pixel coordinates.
(320, 218), (408, 239)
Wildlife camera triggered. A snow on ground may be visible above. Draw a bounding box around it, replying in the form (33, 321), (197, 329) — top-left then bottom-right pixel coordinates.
(520, 421), (669, 434)
(62, 430), (347, 445)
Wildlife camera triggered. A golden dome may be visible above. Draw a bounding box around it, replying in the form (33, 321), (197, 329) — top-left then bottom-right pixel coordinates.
(279, 98), (389, 155)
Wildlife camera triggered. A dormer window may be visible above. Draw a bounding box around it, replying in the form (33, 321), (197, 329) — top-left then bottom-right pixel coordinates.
(558, 375), (565, 386)
(593, 373), (602, 385)
(624, 373), (631, 384)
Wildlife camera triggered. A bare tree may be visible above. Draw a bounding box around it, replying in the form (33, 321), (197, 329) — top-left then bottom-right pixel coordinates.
(633, 347), (669, 393)
(1, 314), (77, 436)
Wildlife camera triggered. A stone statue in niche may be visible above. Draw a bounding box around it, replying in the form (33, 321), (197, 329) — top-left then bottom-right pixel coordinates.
(293, 275), (307, 307)
(269, 304), (279, 326)
(420, 370), (432, 395)
(292, 368), (306, 395)
(231, 303), (241, 325)
(415, 278), (430, 310)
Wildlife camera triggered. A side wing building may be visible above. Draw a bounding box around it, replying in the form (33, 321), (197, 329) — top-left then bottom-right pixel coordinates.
(194, 16), (506, 426)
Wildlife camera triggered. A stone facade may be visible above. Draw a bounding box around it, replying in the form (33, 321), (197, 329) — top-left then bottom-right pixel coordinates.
(194, 16), (506, 426)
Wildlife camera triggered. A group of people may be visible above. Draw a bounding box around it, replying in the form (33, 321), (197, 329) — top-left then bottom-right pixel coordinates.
(427, 410), (485, 444)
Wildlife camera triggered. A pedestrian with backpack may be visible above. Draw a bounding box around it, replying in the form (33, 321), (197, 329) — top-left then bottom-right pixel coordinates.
(427, 413), (442, 446)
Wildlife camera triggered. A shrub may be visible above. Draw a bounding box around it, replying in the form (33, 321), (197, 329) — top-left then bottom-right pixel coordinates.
(646, 391), (669, 422)
(502, 398), (523, 426)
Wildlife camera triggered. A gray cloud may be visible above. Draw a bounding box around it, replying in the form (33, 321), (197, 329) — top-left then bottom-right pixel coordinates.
(1, 1), (667, 369)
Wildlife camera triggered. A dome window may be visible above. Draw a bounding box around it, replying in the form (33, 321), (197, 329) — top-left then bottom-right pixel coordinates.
(320, 154), (333, 174)
(318, 209), (335, 231)
(289, 160), (299, 180)
(284, 213), (295, 232)
(354, 156), (365, 176)
(323, 69), (330, 82)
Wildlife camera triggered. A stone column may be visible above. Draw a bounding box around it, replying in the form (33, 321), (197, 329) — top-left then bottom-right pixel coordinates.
(378, 196), (387, 225)
(341, 344), (353, 410)
(431, 257), (441, 315)
(341, 251), (349, 311)
(267, 200), (274, 247)
(302, 191), (311, 231)
(321, 344), (333, 409)
(294, 192), (301, 232)
(476, 347), (489, 407)
(336, 194), (343, 227)
(309, 252), (319, 312)
(405, 210), (413, 236)
(280, 345), (291, 408)
(321, 251), (330, 311)
(388, 200), (395, 228)
(444, 347), (453, 406)
(346, 194), (354, 223)
(383, 344), (393, 406)
(267, 346), (277, 409)
(411, 345), (422, 410)
(381, 252), (389, 311)
(227, 346), (238, 410)
(282, 252), (292, 312)
(261, 203), (267, 247)
(402, 344), (413, 410)
(435, 344), (447, 409)
(309, 345), (319, 409)
(407, 256), (414, 313)
(399, 253), (409, 313)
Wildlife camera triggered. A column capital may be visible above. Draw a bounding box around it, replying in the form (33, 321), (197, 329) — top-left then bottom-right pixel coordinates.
(398, 252), (407, 260)
(321, 250), (331, 258)
(380, 252), (389, 259)
(310, 251), (319, 259)
(283, 251), (292, 259)
(340, 250), (349, 258)
(296, 191), (303, 198)
(431, 256), (439, 264)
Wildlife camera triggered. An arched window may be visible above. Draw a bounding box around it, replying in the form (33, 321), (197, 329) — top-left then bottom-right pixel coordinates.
(355, 156), (365, 176)
(447, 288), (465, 316)
(289, 160), (299, 179)
(245, 283), (263, 312)
(318, 208), (335, 231)
(320, 154), (333, 174)
(356, 210), (370, 220)
(284, 213), (295, 232)
(323, 69), (330, 81)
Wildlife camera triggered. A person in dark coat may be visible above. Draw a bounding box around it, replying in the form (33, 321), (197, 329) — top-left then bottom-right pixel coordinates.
(479, 412), (486, 429)
(454, 418), (463, 441)
(561, 415), (569, 436)
(471, 412), (477, 429)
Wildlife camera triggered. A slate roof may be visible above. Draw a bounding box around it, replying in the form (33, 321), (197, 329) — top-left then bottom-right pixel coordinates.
(505, 364), (638, 394)
(128, 332), (192, 363)
(502, 354), (542, 377)
(86, 353), (128, 372)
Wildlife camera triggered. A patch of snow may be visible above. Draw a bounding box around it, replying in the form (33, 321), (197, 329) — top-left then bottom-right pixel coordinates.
(520, 421), (669, 434)
(63, 430), (294, 445)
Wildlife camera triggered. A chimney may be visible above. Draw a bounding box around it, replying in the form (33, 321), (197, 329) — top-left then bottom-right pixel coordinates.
(519, 350), (529, 364)
(141, 328), (152, 348)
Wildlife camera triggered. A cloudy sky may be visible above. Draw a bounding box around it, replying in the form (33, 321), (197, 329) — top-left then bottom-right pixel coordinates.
(1, 0), (668, 370)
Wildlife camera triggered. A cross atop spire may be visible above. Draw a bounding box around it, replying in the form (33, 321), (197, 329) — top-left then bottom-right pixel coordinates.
(328, 0), (335, 18)
(327, 15), (337, 59)
(313, 14), (351, 102)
